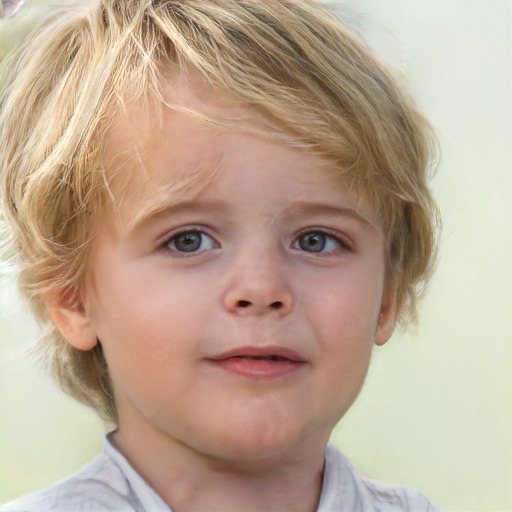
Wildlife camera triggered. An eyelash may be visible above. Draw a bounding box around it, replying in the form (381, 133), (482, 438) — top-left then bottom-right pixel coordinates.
(158, 227), (219, 256)
(292, 229), (352, 255)
(157, 227), (352, 257)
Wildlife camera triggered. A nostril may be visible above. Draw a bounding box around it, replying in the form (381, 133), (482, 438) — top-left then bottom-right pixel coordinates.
(235, 300), (283, 310)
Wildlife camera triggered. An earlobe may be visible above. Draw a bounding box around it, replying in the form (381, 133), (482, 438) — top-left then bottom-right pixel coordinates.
(375, 294), (398, 346)
(44, 289), (98, 351)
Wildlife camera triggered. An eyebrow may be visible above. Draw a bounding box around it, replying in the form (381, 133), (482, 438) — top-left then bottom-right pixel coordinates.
(127, 199), (230, 233)
(277, 201), (373, 227)
(127, 198), (373, 235)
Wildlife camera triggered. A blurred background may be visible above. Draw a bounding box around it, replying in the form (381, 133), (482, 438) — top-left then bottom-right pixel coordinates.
(0, 0), (510, 510)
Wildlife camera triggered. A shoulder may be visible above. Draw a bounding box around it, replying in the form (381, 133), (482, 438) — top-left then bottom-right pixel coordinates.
(319, 444), (443, 512)
(356, 473), (442, 512)
(2, 450), (141, 512)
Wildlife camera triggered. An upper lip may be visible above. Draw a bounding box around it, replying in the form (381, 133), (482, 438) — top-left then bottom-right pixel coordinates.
(209, 346), (306, 363)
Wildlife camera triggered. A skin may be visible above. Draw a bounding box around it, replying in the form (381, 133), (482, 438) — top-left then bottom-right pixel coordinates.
(48, 85), (397, 512)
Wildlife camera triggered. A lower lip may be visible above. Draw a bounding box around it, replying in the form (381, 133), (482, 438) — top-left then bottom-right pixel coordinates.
(208, 357), (305, 380)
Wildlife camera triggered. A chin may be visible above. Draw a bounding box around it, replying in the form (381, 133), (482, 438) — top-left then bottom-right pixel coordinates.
(198, 420), (322, 468)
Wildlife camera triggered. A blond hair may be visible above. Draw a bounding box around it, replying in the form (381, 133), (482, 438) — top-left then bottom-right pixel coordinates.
(0, 0), (439, 423)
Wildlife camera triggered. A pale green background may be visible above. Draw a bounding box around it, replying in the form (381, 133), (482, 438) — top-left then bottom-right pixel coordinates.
(0, 1), (511, 510)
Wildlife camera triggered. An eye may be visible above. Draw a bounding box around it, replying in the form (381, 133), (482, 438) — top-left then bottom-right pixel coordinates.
(165, 230), (217, 254)
(294, 231), (344, 254)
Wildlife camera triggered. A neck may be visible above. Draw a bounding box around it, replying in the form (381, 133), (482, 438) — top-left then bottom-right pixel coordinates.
(112, 424), (327, 512)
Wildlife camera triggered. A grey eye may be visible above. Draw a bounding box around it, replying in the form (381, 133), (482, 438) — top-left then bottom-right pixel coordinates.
(168, 231), (215, 253)
(295, 231), (343, 254)
(298, 233), (328, 253)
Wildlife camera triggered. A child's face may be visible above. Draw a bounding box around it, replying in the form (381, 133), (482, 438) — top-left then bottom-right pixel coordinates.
(74, 88), (396, 464)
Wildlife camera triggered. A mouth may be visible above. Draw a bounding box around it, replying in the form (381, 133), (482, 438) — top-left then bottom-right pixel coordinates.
(229, 355), (292, 361)
(208, 346), (306, 380)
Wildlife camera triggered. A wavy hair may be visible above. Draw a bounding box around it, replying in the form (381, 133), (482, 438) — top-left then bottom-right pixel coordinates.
(0, 0), (439, 423)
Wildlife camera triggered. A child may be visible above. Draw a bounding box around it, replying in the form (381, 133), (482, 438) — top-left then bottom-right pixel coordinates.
(0, 0), (441, 510)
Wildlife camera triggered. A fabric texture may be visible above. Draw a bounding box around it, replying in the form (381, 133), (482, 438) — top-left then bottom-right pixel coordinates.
(2, 437), (442, 511)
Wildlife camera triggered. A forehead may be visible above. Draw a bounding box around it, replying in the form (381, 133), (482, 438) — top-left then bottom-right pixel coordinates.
(104, 78), (376, 232)
(106, 81), (222, 223)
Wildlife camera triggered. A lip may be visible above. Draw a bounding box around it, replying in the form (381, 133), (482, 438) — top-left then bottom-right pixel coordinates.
(210, 346), (305, 362)
(207, 346), (307, 380)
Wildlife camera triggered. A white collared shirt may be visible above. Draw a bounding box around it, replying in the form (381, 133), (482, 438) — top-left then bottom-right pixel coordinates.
(2, 438), (442, 512)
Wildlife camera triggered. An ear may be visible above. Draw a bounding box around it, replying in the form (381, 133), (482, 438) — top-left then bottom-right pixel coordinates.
(375, 292), (398, 346)
(44, 288), (98, 351)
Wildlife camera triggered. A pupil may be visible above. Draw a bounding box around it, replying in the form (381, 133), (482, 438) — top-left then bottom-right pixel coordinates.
(300, 233), (325, 253)
(176, 233), (201, 252)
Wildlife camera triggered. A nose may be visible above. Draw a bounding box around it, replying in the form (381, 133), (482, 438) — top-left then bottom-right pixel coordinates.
(222, 250), (295, 317)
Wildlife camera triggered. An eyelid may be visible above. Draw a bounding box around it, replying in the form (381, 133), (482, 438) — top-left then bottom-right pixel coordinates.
(157, 225), (220, 254)
(293, 228), (354, 253)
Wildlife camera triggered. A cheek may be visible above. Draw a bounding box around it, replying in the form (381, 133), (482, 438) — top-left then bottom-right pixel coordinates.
(90, 278), (200, 406)
(301, 268), (383, 401)
(88, 260), (214, 375)
(299, 288), (377, 431)
(307, 271), (383, 342)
